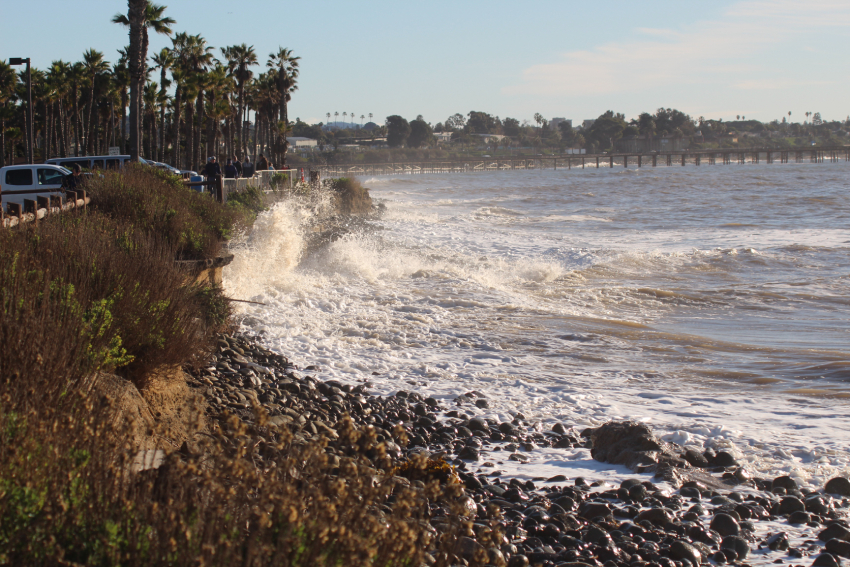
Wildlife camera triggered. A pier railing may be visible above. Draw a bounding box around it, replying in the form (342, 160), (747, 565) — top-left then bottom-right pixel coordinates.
(311, 146), (850, 177)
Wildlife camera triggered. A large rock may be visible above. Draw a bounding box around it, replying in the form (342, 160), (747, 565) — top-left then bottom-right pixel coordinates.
(825, 477), (850, 496)
(589, 421), (688, 476)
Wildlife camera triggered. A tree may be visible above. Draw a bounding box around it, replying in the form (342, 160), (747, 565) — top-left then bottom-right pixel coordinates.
(126, 0), (146, 161)
(267, 47), (300, 164)
(385, 115), (410, 147)
(558, 121), (574, 145)
(81, 49), (109, 154)
(0, 60), (18, 166)
(534, 113), (544, 129)
(222, 44), (257, 158)
(445, 113), (465, 131)
(583, 110), (627, 152)
(152, 47), (172, 159)
(114, 2), (174, 157)
(407, 117), (433, 148)
(466, 111), (500, 134)
(503, 117), (520, 137)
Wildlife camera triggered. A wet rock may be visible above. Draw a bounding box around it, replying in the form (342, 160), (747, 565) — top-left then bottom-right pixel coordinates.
(812, 553), (842, 567)
(710, 513), (740, 537)
(826, 539), (850, 558)
(790, 511), (812, 524)
(779, 496), (806, 515)
(825, 477), (850, 497)
(589, 421), (685, 473)
(820, 524), (850, 542)
(683, 449), (710, 468)
(635, 507), (674, 526)
(712, 451), (738, 467)
(670, 540), (702, 566)
(766, 532), (790, 551)
(773, 475), (799, 491)
(507, 555), (530, 567)
(459, 536), (484, 559)
(721, 535), (749, 560)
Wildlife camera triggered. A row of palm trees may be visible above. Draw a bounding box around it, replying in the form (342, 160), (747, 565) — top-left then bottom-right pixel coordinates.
(0, 2), (300, 170)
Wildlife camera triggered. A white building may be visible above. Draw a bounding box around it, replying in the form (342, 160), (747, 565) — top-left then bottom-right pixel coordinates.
(434, 132), (453, 143)
(286, 137), (318, 148)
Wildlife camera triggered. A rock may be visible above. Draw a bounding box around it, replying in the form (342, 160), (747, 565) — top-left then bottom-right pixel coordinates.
(459, 536), (484, 560)
(773, 475), (799, 491)
(670, 540), (702, 566)
(812, 553), (842, 567)
(475, 399), (490, 409)
(508, 453), (529, 462)
(589, 421), (684, 472)
(827, 540), (850, 559)
(766, 532), (790, 551)
(684, 449), (710, 468)
(825, 477), (850, 496)
(820, 524), (850, 542)
(629, 484), (648, 501)
(721, 536), (750, 560)
(710, 513), (740, 537)
(713, 451), (738, 467)
(789, 511), (812, 524)
(468, 418), (489, 432)
(507, 555), (530, 567)
(779, 496), (806, 514)
(635, 507), (674, 525)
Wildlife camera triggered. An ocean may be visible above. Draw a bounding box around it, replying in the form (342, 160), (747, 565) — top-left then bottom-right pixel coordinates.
(224, 162), (850, 491)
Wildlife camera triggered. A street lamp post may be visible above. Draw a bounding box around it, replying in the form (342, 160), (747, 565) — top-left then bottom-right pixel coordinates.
(9, 57), (33, 164)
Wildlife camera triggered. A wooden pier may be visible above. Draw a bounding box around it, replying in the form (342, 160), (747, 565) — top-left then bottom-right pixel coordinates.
(313, 146), (850, 177)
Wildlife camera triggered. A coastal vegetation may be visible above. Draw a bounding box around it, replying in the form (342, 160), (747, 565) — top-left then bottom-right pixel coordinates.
(0, 165), (463, 565)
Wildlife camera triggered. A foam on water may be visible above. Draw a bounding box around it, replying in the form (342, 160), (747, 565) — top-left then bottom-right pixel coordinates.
(224, 165), (850, 499)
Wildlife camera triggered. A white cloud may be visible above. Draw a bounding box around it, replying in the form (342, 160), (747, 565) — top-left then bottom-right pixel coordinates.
(504, 0), (850, 98)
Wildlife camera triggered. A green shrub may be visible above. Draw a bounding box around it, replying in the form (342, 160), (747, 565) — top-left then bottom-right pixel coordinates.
(86, 164), (239, 260)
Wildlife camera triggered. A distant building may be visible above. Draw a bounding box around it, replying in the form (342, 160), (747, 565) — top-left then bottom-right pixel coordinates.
(286, 137), (318, 148)
(582, 119), (596, 129)
(550, 117), (571, 130)
(434, 132), (453, 143)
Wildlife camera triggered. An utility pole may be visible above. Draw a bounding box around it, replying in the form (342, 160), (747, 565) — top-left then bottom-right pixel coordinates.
(10, 58), (33, 163)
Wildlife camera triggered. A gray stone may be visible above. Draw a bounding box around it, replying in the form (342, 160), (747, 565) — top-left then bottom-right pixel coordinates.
(825, 477), (850, 496)
(721, 536), (749, 560)
(670, 540), (702, 566)
(779, 496), (806, 515)
(820, 524), (850, 542)
(812, 553), (841, 567)
(710, 513), (740, 537)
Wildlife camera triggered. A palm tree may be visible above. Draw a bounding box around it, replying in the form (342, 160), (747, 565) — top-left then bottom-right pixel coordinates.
(113, 3), (174, 140)
(343, 111), (347, 127)
(326, 112), (330, 127)
(123, 0), (146, 160)
(152, 47), (173, 161)
(222, 44), (257, 158)
(267, 47), (299, 163)
(0, 60), (18, 166)
(334, 111), (338, 128)
(81, 49), (109, 154)
(368, 112), (373, 125)
(360, 114), (364, 129)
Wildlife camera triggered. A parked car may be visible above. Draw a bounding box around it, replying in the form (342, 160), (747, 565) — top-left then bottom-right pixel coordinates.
(149, 161), (182, 175)
(0, 164), (72, 213)
(45, 155), (149, 170)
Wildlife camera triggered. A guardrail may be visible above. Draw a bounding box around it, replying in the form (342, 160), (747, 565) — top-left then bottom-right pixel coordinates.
(1, 190), (90, 228)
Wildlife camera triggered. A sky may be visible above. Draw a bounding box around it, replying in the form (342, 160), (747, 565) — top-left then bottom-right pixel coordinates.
(2, 0), (849, 127)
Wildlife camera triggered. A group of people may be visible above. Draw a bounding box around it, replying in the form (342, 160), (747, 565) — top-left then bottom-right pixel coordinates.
(202, 154), (272, 180)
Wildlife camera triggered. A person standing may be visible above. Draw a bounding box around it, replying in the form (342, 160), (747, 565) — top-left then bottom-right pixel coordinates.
(242, 156), (255, 177)
(233, 155), (243, 177)
(203, 156), (221, 179)
(224, 158), (239, 179)
(256, 153), (269, 171)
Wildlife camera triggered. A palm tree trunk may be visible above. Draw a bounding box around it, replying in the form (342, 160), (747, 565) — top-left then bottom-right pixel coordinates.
(172, 86), (181, 166)
(194, 88), (203, 170)
(0, 115), (5, 168)
(184, 97), (193, 170)
(127, 0), (145, 160)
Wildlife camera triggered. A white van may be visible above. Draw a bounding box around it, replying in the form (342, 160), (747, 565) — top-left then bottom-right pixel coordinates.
(45, 155), (149, 171)
(0, 164), (72, 213)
